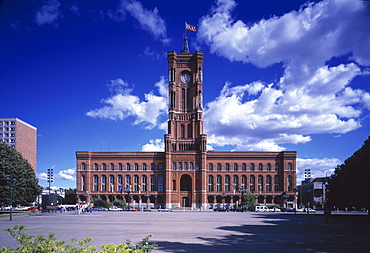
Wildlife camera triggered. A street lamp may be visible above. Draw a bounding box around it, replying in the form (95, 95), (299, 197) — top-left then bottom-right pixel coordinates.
(124, 185), (132, 209)
(5, 177), (17, 221)
(221, 192), (227, 209)
(238, 186), (247, 209)
(144, 192), (150, 210)
(47, 168), (54, 196)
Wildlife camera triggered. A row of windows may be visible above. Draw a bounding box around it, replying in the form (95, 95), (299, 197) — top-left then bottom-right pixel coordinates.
(81, 162), (294, 172)
(207, 163), (293, 172)
(81, 174), (163, 192)
(81, 174), (293, 193)
(207, 175), (294, 192)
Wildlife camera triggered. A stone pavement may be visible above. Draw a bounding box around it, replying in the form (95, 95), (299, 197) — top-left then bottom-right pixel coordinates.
(0, 210), (369, 252)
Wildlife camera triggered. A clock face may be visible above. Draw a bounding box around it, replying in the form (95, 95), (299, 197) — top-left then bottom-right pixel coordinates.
(181, 73), (191, 83)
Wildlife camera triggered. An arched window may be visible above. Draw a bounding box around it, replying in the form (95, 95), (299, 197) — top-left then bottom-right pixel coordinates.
(184, 162), (188, 170)
(102, 163), (106, 171)
(110, 163), (114, 171)
(258, 175), (263, 192)
(208, 163), (213, 171)
(182, 88), (186, 110)
(150, 175), (156, 191)
(266, 175), (272, 192)
(81, 175), (86, 191)
(258, 163), (263, 171)
(234, 163), (238, 171)
(250, 175), (255, 192)
(158, 176), (164, 192)
(242, 163), (246, 171)
(274, 164), (279, 171)
(93, 175), (99, 191)
(217, 163), (221, 171)
(101, 175), (107, 192)
(190, 162), (194, 170)
(233, 175), (238, 190)
(274, 176), (280, 191)
(180, 124), (185, 138)
(151, 163), (155, 171)
(225, 175), (230, 191)
(118, 175), (123, 192)
(187, 124), (192, 138)
(196, 163), (199, 170)
(288, 175), (293, 191)
(208, 175), (214, 192)
(288, 163), (293, 171)
(250, 163), (255, 171)
(142, 175), (147, 192)
(81, 163), (86, 171)
(110, 175), (115, 192)
(118, 163), (122, 171)
(142, 163), (147, 171)
(178, 162), (182, 170)
(158, 163), (163, 170)
(94, 163), (98, 171)
(216, 175), (222, 191)
(266, 163), (271, 171)
(225, 163), (230, 171)
(126, 163), (130, 171)
(134, 163), (139, 171)
(241, 175), (247, 188)
(172, 162), (176, 170)
(126, 175), (131, 186)
(133, 175), (139, 191)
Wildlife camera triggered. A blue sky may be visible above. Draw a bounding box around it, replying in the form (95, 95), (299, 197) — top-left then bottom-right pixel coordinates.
(1, 0), (370, 189)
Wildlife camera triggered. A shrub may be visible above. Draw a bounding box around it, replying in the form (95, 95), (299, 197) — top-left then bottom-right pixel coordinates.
(0, 225), (157, 253)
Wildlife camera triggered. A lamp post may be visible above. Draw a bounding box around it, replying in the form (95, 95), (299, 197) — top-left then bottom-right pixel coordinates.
(221, 192), (227, 209)
(144, 192), (150, 210)
(5, 177), (17, 221)
(124, 185), (132, 209)
(238, 186), (247, 209)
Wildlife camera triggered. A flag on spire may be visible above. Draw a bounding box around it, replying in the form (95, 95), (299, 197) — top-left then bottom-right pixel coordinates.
(185, 22), (196, 32)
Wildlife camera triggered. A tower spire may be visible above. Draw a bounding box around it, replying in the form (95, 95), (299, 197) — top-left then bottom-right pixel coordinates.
(181, 34), (189, 53)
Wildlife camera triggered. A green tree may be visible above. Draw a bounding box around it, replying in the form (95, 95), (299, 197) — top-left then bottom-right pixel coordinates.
(0, 142), (41, 206)
(243, 191), (257, 211)
(64, 188), (77, 204)
(328, 136), (370, 210)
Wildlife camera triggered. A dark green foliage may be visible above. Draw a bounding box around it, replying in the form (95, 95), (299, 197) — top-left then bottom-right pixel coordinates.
(242, 191), (257, 211)
(328, 136), (370, 209)
(0, 142), (41, 206)
(93, 197), (108, 208)
(64, 188), (77, 204)
(1, 225), (157, 252)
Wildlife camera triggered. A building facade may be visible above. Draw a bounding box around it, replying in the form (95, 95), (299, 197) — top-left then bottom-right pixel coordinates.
(0, 118), (37, 172)
(298, 177), (327, 209)
(76, 45), (297, 209)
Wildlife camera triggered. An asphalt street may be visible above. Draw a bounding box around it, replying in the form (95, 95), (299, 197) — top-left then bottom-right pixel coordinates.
(0, 210), (369, 252)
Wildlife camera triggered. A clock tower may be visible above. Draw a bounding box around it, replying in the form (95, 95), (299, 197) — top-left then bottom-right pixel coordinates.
(164, 38), (208, 209)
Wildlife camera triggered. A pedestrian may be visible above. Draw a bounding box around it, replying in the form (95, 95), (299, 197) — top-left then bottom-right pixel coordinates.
(89, 204), (93, 215)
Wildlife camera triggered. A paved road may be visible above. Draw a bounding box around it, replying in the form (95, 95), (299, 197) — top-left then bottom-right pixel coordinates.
(1, 210), (369, 252)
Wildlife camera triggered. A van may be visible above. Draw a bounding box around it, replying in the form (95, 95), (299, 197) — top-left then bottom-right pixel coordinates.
(255, 206), (271, 212)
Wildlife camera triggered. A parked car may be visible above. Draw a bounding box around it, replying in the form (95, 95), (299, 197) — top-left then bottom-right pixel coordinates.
(281, 207), (294, 212)
(297, 208), (316, 213)
(158, 208), (172, 212)
(93, 206), (108, 211)
(109, 206), (123, 211)
(213, 207), (229, 212)
(123, 206), (137, 211)
(255, 206), (271, 212)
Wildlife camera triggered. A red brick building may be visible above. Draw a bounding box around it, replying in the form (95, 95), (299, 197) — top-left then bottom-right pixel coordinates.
(0, 118), (37, 172)
(76, 44), (297, 209)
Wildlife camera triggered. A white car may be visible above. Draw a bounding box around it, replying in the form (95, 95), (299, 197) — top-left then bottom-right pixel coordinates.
(109, 206), (123, 211)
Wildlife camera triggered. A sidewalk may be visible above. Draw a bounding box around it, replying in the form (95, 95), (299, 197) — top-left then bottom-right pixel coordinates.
(1, 211), (369, 252)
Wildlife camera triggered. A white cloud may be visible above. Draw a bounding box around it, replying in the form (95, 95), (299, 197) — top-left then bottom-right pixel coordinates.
(87, 77), (168, 129)
(141, 138), (164, 151)
(296, 158), (341, 184)
(38, 172), (48, 180)
(117, 0), (169, 44)
(199, 0), (370, 150)
(35, 0), (61, 26)
(56, 169), (76, 181)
